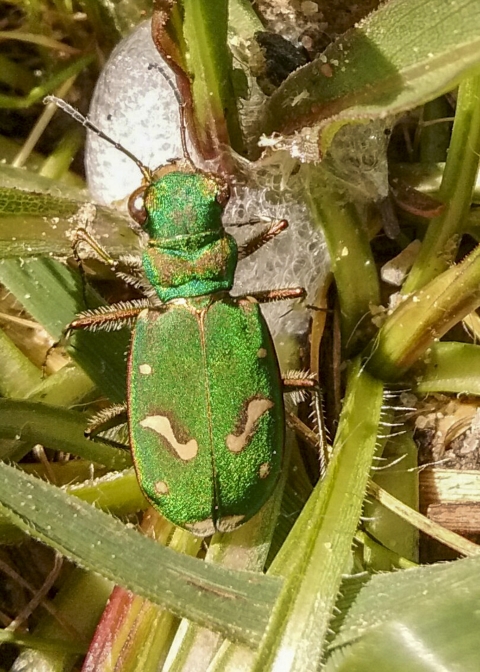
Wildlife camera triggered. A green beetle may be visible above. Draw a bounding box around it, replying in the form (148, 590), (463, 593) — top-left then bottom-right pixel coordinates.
(127, 165), (291, 535)
(54, 98), (311, 536)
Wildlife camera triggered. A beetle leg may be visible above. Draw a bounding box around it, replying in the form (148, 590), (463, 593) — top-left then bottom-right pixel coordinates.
(283, 377), (329, 478)
(65, 299), (150, 336)
(236, 287), (306, 303)
(113, 255), (157, 295)
(286, 408), (329, 478)
(85, 403), (128, 440)
(237, 219), (288, 260)
(43, 299), (151, 375)
(69, 226), (118, 308)
(73, 232), (145, 288)
(286, 412), (320, 449)
(226, 215), (283, 228)
(282, 371), (317, 394)
(72, 227), (117, 268)
(73, 228), (145, 285)
(116, 254), (143, 275)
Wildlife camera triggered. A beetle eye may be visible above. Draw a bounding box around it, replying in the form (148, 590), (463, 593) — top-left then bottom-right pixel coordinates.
(128, 186), (147, 226)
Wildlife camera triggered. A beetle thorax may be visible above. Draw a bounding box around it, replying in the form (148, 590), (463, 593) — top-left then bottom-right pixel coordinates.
(140, 172), (237, 302)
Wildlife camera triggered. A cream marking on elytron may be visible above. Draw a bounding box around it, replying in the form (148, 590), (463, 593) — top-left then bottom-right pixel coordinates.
(259, 462), (271, 479)
(140, 415), (199, 460)
(226, 398), (274, 453)
(154, 480), (169, 495)
(139, 363), (152, 375)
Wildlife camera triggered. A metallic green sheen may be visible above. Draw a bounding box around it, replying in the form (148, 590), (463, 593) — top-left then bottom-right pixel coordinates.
(143, 234), (237, 303)
(141, 172), (237, 302)
(127, 297), (284, 533)
(144, 172), (223, 239)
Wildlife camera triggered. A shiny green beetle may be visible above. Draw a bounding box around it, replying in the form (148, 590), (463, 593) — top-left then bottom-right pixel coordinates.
(56, 98), (310, 536)
(128, 169), (285, 536)
(128, 164), (291, 536)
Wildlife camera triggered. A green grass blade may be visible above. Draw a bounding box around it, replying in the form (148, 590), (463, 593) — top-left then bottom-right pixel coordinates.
(415, 342), (480, 394)
(326, 556), (480, 672)
(0, 399), (130, 469)
(249, 359), (384, 672)
(0, 176), (138, 259)
(404, 75), (480, 292)
(262, 0), (480, 155)
(0, 462), (282, 647)
(365, 244), (480, 380)
(0, 258), (129, 401)
(0, 55), (94, 109)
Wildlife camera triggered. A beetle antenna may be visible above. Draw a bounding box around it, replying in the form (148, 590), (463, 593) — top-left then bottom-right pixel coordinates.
(44, 96), (153, 181)
(147, 63), (195, 168)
